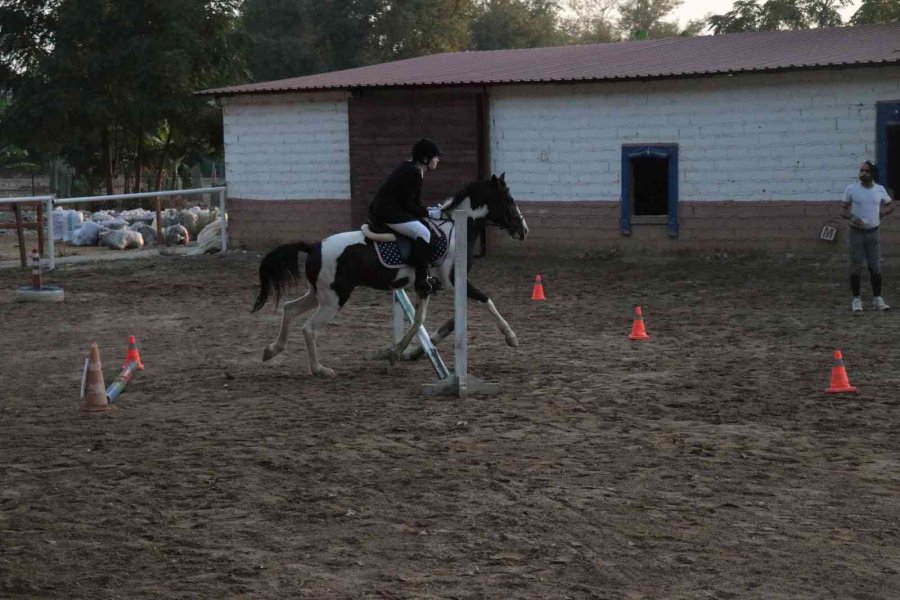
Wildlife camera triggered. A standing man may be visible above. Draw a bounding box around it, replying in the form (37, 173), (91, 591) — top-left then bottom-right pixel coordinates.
(841, 160), (894, 311)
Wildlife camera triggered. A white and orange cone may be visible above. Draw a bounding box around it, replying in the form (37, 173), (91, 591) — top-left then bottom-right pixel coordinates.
(82, 343), (115, 412)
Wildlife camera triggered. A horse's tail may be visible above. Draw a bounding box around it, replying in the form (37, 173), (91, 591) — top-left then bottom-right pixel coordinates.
(252, 241), (316, 313)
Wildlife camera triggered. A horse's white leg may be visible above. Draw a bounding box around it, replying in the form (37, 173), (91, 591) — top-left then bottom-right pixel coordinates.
(389, 295), (430, 365)
(263, 291), (317, 362)
(485, 298), (518, 347)
(302, 299), (341, 378)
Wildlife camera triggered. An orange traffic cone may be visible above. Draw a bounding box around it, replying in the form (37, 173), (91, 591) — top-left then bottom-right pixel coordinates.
(825, 350), (857, 393)
(532, 274), (546, 301)
(628, 306), (650, 340)
(122, 335), (144, 371)
(82, 343), (115, 412)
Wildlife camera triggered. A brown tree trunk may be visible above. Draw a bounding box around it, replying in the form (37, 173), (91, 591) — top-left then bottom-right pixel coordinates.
(154, 132), (173, 191)
(133, 135), (143, 194)
(103, 127), (114, 195)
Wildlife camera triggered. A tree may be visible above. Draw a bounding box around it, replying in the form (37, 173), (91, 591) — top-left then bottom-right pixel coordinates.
(563, 0), (619, 43)
(850, 0), (900, 24)
(370, 0), (476, 60)
(708, 0), (849, 34)
(470, 0), (566, 50)
(241, 0), (380, 81)
(618, 0), (693, 39)
(0, 0), (244, 194)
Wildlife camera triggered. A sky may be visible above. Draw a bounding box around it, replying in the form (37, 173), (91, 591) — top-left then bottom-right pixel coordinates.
(671, 0), (862, 28)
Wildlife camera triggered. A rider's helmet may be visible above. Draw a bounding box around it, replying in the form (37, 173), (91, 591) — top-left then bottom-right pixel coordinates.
(411, 138), (441, 164)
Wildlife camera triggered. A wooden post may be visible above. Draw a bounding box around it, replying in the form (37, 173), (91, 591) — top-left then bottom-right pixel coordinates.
(36, 202), (45, 256)
(12, 203), (27, 268)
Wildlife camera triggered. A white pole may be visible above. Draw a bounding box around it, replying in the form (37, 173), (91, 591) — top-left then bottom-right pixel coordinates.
(453, 209), (468, 399)
(46, 197), (56, 270)
(218, 188), (228, 252)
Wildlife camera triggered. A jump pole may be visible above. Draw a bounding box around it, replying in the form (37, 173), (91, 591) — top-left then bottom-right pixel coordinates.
(392, 289), (450, 380)
(422, 210), (498, 399)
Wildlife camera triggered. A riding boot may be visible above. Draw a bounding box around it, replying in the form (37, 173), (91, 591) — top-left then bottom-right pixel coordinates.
(412, 238), (442, 296)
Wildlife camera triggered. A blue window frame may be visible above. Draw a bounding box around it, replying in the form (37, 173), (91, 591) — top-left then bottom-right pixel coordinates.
(621, 144), (679, 237)
(876, 101), (900, 194)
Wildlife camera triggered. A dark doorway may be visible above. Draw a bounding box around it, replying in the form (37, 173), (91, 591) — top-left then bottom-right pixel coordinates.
(877, 101), (900, 198)
(631, 156), (669, 215)
(887, 124), (899, 197)
(620, 144), (679, 237)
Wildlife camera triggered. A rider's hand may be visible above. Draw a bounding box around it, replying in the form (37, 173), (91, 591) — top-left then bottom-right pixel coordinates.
(427, 207), (442, 220)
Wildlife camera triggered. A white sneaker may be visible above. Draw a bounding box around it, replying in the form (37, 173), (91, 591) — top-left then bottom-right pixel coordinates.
(872, 296), (890, 311)
(851, 297), (863, 312)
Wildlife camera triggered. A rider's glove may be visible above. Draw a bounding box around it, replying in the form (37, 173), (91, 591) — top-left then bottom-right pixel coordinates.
(427, 206), (442, 220)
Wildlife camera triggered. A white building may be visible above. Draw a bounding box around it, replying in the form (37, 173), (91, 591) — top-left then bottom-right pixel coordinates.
(202, 24), (900, 253)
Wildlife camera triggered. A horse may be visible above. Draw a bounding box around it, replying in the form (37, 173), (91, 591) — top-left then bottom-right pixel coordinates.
(251, 173), (529, 377)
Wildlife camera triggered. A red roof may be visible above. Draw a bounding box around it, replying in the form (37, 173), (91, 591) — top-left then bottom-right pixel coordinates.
(201, 24), (900, 96)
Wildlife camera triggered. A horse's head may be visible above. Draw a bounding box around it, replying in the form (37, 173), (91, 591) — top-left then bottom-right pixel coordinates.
(482, 173), (528, 241)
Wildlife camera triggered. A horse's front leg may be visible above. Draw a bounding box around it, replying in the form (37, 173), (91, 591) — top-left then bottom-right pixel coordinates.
(405, 280), (517, 360)
(389, 294), (430, 365)
(461, 280), (518, 347)
(263, 291), (317, 361)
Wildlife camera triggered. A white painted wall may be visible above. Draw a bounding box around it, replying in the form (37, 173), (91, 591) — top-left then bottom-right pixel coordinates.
(222, 92), (351, 200)
(489, 67), (900, 202)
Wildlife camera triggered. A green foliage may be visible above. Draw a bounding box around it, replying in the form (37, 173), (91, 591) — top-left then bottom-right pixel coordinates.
(241, 0), (380, 81)
(370, 0), (477, 60)
(850, 0), (900, 24)
(470, 0), (565, 50)
(619, 0), (685, 39)
(0, 0), (244, 194)
(708, 0), (850, 33)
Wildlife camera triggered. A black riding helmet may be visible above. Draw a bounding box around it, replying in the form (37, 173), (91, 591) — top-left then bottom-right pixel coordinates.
(411, 138), (441, 164)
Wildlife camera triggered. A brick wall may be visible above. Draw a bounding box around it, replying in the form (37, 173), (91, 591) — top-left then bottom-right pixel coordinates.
(348, 89), (484, 227)
(227, 198), (351, 250)
(486, 199), (898, 256)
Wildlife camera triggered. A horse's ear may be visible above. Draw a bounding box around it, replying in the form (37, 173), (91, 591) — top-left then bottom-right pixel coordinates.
(491, 174), (498, 185)
(499, 172), (506, 183)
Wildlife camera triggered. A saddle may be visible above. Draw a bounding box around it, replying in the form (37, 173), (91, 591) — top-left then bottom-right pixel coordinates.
(363, 221), (449, 269)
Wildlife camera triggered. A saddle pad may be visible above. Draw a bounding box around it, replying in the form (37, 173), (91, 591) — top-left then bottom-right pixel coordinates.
(374, 223), (449, 268)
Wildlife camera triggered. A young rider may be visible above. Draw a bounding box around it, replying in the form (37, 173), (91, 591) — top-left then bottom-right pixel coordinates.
(368, 138), (443, 296)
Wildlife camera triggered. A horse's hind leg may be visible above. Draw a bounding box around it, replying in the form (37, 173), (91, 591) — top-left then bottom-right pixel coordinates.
(263, 291), (317, 362)
(389, 295), (430, 365)
(302, 301), (341, 378)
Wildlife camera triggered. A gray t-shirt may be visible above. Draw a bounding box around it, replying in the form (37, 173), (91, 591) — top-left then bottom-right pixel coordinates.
(843, 182), (892, 229)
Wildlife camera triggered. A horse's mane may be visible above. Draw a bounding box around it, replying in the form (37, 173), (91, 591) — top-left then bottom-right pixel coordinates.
(443, 181), (480, 211)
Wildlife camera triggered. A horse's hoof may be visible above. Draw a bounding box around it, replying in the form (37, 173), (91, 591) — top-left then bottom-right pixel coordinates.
(506, 334), (519, 348)
(262, 346), (279, 361)
(312, 366), (336, 378)
(388, 349), (401, 366)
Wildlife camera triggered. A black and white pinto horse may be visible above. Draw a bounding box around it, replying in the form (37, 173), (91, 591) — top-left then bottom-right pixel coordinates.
(251, 173), (528, 377)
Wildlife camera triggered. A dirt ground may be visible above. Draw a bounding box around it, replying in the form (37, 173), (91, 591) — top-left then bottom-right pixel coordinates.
(1, 234), (899, 599)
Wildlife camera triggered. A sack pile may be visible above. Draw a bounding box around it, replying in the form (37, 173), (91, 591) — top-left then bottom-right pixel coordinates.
(67, 206), (226, 251)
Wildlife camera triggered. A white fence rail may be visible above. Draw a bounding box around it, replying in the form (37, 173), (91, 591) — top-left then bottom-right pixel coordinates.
(4, 187), (227, 269)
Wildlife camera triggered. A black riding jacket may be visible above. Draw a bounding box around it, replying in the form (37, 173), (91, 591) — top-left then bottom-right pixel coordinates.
(368, 160), (427, 225)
